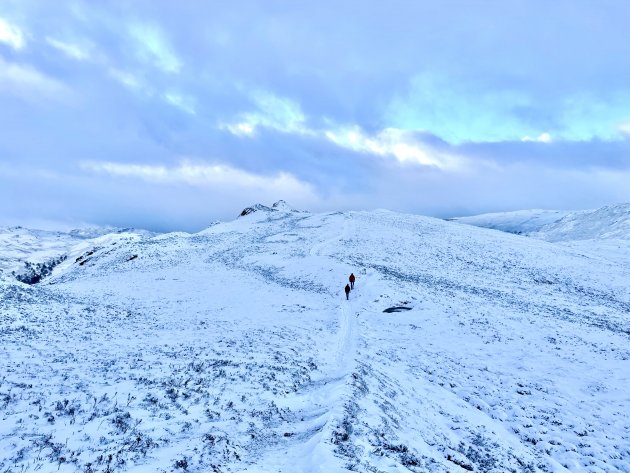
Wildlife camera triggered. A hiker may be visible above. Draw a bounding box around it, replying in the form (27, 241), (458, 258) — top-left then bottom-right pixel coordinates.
(349, 273), (355, 290)
(345, 284), (351, 300)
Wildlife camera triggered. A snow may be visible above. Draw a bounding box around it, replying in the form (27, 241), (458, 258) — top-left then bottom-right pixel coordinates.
(271, 200), (298, 212)
(0, 227), (82, 276)
(453, 203), (630, 270)
(534, 204), (630, 242)
(0, 226), (153, 280)
(1, 207), (629, 472)
(452, 203), (630, 242)
(449, 210), (570, 235)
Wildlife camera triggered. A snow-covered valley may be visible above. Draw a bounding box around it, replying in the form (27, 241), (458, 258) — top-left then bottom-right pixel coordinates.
(1, 205), (629, 472)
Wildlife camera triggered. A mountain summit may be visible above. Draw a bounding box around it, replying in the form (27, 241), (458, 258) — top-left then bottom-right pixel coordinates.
(239, 200), (300, 217)
(271, 199), (297, 212)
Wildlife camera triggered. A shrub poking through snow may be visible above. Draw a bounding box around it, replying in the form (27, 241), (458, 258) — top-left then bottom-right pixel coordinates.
(12, 255), (67, 284)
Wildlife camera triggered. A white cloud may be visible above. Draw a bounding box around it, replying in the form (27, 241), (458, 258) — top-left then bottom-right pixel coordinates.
(0, 56), (67, 98)
(164, 92), (196, 115)
(221, 90), (310, 136)
(129, 23), (181, 73)
(222, 122), (256, 136)
(325, 126), (466, 170)
(521, 132), (552, 143)
(220, 89), (464, 170)
(619, 122), (630, 138)
(110, 70), (196, 115)
(81, 160), (316, 197)
(45, 37), (89, 61)
(0, 17), (25, 50)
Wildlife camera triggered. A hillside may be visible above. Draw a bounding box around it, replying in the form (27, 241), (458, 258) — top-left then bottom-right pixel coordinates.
(452, 203), (630, 242)
(0, 227), (84, 276)
(448, 210), (570, 235)
(534, 203), (630, 242)
(1, 206), (629, 472)
(452, 203), (630, 267)
(0, 226), (153, 282)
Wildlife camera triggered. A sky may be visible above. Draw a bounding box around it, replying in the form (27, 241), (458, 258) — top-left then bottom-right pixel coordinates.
(1, 1), (629, 232)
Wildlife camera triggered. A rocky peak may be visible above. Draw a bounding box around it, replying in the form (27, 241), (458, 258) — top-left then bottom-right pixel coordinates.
(271, 200), (295, 212)
(238, 203), (275, 217)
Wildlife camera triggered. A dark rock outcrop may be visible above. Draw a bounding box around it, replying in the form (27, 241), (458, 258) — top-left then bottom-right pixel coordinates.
(239, 204), (276, 217)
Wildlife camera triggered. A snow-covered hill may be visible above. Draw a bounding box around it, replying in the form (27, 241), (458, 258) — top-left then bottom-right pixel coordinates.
(1, 205), (629, 472)
(0, 225), (153, 282)
(449, 210), (570, 235)
(534, 203), (630, 242)
(0, 227), (82, 276)
(452, 203), (630, 242)
(453, 203), (630, 267)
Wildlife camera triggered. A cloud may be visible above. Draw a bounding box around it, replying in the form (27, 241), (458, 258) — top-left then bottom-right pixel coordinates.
(0, 56), (68, 98)
(557, 92), (630, 141)
(128, 22), (181, 73)
(324, 126), (465, 170)
(386, 75), (630, 144)
(164, 92), (196, 115)
(220, 89), (464, 170)
(221, 90), (309, 136)
(522, 132), (552, 143)
(222, 122), (256, 137)
(619, 122), (630, 138)
(81, 159), (316, 197)
(45, 37), (89, 60)
(385, 74), (538, 144)
(0, 17), (25, 50)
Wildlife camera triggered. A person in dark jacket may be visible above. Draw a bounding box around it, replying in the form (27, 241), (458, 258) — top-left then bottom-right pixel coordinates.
(349, 273), (355, 289)
(345, 284), (351, 300)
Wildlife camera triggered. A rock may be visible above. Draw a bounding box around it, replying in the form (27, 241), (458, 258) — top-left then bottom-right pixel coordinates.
(239, 204), (276, 217)
(383, 306), (413, 313)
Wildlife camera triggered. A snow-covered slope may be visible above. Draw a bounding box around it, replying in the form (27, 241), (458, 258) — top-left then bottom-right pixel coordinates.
(453, 203), (630, 267)
(449, 210), (570, 235)
(453, 203), (630, 242)
(0, 225), (153, 281)
(534, 203), (630, 242)
(0, 227), (81, 276)
(1, 208), (629, 472)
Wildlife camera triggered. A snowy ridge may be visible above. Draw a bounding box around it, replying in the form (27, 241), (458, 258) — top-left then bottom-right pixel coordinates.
(534, 203), (630, 242)
(271, 200), (300, 212)
(0, 225), (152, 282)
(449, 210), (570, 235)
(453, 202), (630, 242)
(1, 208), (629, 471)
(0, 227), (79, 276)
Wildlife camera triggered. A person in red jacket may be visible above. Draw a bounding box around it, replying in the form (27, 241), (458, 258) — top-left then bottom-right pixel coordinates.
(349, 273), (355, 290)
(345, 284), (351, 300)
